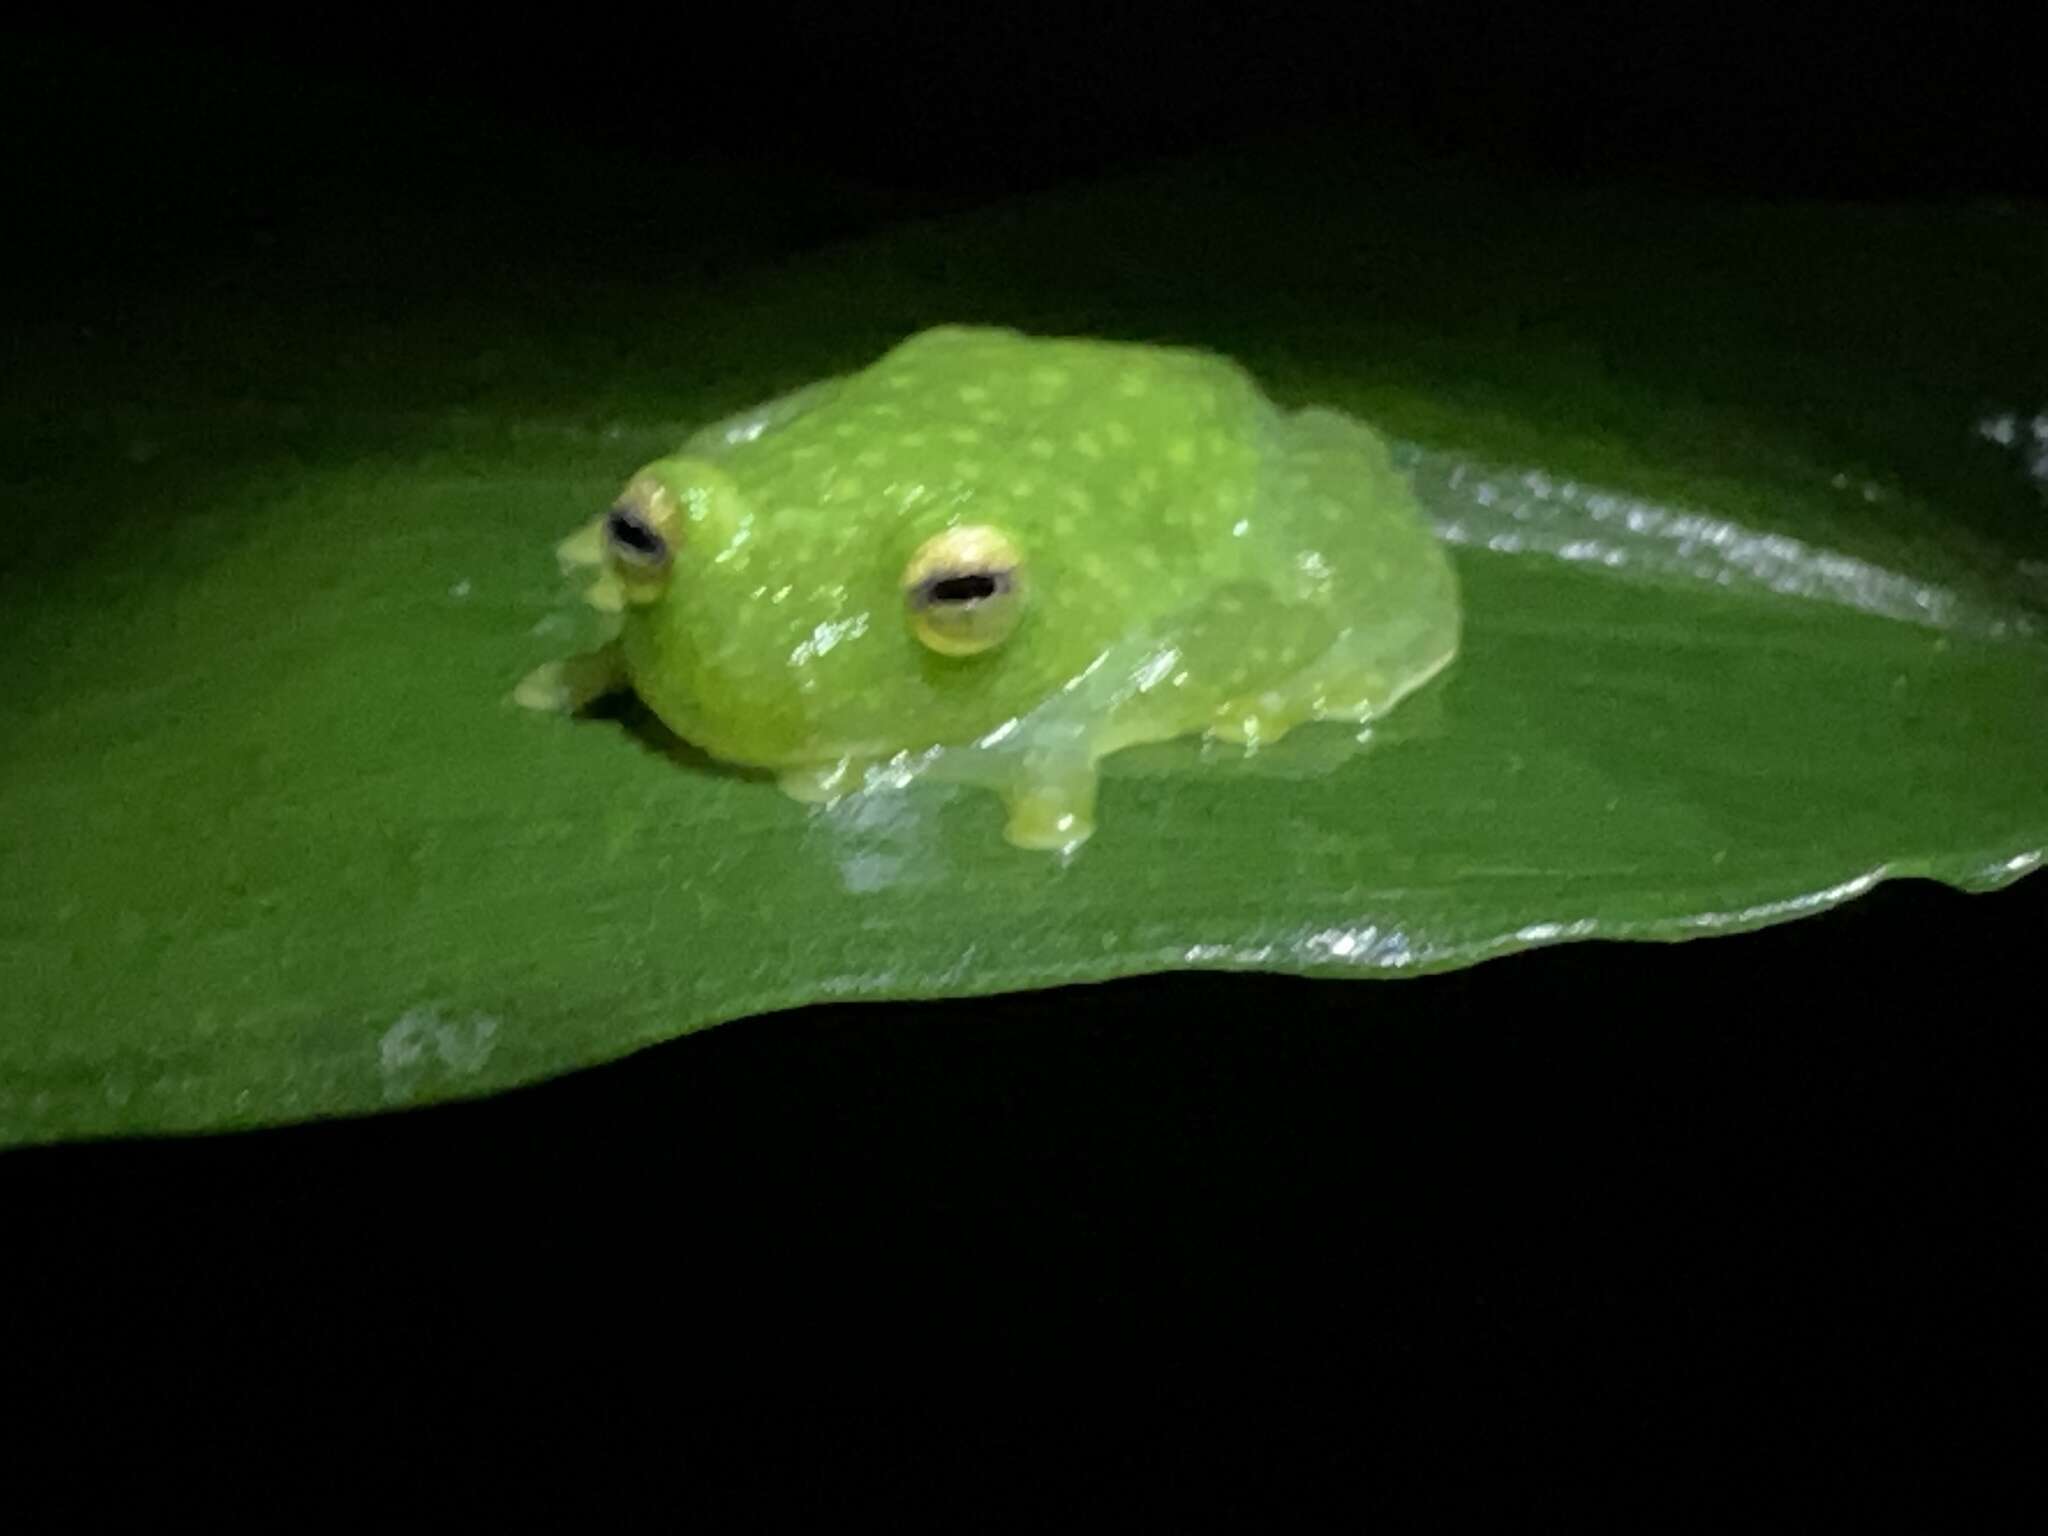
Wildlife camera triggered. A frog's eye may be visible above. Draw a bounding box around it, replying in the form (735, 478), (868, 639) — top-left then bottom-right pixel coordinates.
(604, 503), (672, 570)
(903, 525), (1027, 656)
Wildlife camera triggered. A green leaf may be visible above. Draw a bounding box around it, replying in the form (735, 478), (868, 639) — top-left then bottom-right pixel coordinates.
(4, 137), (2042, 1146)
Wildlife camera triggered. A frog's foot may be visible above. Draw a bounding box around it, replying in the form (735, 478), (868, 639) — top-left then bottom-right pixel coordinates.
(555, 517), (606, 571)
(777, 759), (866, 805)
(1205, 690), (1312, 750)
(579, 572), (627, 612)
(999, 759), (1100, 855)
(513, 641), (626, 715)
(553, 517), (628, 611)
(1301, 640), (1456, 727)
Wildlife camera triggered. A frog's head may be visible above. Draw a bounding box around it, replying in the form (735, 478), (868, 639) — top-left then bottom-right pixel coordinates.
(597, 456), (1043, 768)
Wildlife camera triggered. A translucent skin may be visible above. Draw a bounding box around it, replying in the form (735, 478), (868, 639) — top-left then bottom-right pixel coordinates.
(528, 325), (1461, 852)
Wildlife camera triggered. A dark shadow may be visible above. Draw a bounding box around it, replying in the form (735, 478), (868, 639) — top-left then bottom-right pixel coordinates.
(8, 871), (2041, 1376)
(575, 687), (778, 788)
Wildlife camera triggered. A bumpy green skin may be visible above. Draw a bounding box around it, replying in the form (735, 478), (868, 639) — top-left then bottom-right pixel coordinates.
(558, 325), (1460, 850)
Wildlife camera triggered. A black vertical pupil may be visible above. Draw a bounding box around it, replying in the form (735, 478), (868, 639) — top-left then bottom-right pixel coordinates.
(606, 507), (665, 559)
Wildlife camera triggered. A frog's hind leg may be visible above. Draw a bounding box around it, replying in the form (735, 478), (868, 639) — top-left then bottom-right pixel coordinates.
(513, 640), (627, 715)
(1294, 636), (1458, 731)
(1206, 618), (1457, 747)
(1122, 578), (1441, 751)
(1174, 586), (1342, 750)
(1257, 405), (1462, 731)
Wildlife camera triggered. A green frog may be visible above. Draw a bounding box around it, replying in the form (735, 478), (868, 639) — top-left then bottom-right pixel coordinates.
(519, 325), (1460, 853)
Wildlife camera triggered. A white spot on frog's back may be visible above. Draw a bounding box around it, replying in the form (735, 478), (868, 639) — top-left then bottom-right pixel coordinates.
(379, 1007), (501, 1103)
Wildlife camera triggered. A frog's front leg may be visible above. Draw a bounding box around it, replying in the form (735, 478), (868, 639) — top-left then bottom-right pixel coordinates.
(513, 640), (627, 715)
(555, 516), (606, 571)
(777, 759), (868, 805)
(781, 750), (1095, 854)
(999, 749), (1101, 855)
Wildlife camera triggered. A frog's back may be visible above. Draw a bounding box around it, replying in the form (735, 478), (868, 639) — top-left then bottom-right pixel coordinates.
(870, 329), (1456, 725)
(871, 325), (1275, 583)
(695, 325), (1450, 723)
(714, 326), (1277, 635)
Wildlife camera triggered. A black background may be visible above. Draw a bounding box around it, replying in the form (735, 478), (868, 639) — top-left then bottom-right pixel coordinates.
(9, 8), (2043, 304)
(4, 4), (2042, 1479)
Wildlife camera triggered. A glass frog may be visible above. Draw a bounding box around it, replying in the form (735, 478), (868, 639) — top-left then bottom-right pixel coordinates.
(518, 325), (1460, 854)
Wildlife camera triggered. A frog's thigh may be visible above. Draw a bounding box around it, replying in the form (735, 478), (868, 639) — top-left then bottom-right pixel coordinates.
(1124, 583), (1338, 748)
(1258, 406), (1460, 724)
(1292, 635), (1452, 726)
